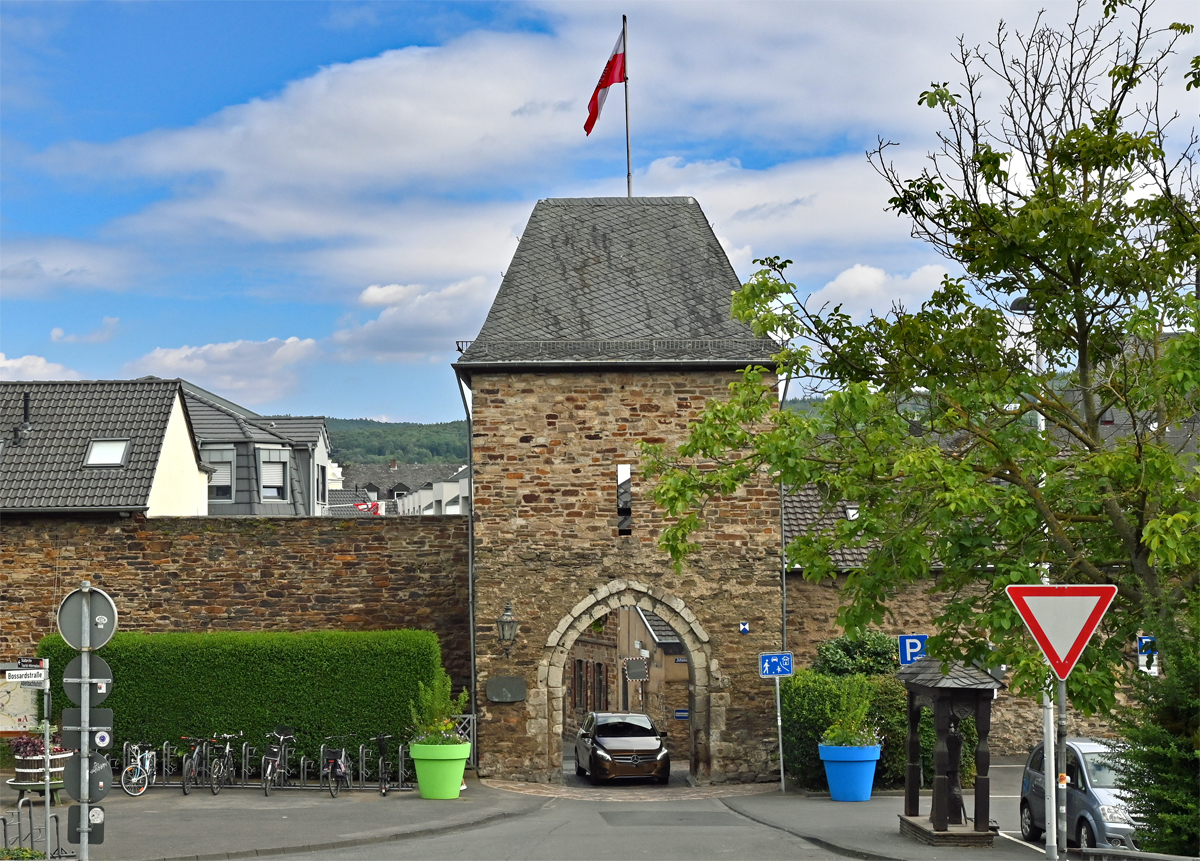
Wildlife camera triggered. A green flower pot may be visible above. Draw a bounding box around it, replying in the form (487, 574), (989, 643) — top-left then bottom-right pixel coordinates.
(410, 742), (471, 799)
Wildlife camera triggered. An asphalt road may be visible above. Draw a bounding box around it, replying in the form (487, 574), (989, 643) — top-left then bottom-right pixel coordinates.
(267, 796), (846, 861)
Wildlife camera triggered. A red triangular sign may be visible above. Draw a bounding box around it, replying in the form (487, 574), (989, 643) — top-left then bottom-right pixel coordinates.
(1006, 584), (1117, 680)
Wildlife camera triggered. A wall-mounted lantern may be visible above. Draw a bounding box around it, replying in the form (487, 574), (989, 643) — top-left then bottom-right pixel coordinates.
(496, 601), (518, 656)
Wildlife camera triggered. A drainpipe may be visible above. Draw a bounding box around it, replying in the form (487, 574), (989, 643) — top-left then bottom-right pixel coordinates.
(778, 373), (792, 651)
(455, 370), (478, 723)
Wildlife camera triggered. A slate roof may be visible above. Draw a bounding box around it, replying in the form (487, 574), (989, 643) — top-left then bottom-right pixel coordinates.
(183, 389), (327, 447)
(782, 485), (870, 569)
(895, 656), (1003, 690)
(0, 379), (192, 512)
(455, 197), (778, 370)
(340, 462), (465, 496)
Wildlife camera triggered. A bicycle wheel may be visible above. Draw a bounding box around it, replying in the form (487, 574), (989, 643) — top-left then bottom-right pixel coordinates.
(262, 759), (273, 797)
(329, 765), (340, 798)
(181, 755), (194, 795)
(121, 765), (149, 797)
(210, 758), (225, 795)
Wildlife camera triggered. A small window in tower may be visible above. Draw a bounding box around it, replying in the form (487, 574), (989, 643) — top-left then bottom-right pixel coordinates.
(616, 464), (632, 536)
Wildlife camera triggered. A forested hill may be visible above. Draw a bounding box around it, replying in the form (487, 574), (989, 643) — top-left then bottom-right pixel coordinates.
(326, 418), (468, 465)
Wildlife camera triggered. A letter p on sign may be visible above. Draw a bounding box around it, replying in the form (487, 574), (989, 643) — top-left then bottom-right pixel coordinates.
(899, 635), (928, 665)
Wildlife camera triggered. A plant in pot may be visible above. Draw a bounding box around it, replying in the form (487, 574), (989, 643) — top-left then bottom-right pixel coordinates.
(817, 677), (881, 802)
(407, 675), (471, 800)
(8, 733), (69, 787)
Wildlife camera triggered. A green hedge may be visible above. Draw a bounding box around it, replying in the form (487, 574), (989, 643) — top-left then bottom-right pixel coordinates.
(781, 670), (977, 791)
(36, 629), (446, 757)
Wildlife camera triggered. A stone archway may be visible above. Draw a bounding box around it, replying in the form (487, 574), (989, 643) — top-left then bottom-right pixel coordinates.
(536, 579), (721, 784)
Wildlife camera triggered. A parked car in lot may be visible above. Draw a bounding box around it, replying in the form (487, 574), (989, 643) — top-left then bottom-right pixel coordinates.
(574, 712), (670, 785)
(1019, 738), (1139, 850)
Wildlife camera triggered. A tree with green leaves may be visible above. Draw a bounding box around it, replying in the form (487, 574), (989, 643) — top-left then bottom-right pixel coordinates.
(645, 0), (1198, 721)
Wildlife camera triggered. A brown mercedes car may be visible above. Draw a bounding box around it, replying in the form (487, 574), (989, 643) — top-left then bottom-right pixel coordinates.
(574, 712), (670, 785)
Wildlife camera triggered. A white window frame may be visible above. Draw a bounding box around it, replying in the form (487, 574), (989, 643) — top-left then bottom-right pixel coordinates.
(257, 449), (289, 503)
(203, 449), (236, 503)
(84, 438), (131, 467)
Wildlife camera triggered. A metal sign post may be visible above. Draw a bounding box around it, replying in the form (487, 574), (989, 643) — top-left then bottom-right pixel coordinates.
(759, 652), (794, 794)
(58, 582), (118, 859)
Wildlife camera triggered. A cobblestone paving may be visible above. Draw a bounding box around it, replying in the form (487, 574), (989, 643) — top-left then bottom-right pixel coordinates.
(480, 777), (781, 802)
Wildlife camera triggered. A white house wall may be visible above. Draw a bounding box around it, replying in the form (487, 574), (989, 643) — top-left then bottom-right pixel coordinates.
(146, 393), (210, 517)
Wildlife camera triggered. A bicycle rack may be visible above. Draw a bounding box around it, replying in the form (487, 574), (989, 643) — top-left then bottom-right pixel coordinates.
(162, 741), (176, 785)
(241, 741), (259, 786)
(358, 744), (369, 790)
(122, 740), (133, 770)
(48, 812), (74, 859)
(298, 754), (308, 789)
(16, 796), (34, 850)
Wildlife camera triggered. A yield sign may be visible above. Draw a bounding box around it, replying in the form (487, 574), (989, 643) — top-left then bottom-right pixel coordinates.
(1006, 584), (1117, 680)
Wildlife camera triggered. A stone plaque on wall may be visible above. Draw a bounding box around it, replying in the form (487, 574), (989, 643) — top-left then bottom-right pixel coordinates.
(486, 676), (526, 703)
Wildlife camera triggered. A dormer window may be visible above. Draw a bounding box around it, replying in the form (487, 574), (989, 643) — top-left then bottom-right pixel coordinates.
(845, 504), (860, 521)
(84, 439), (130, 467)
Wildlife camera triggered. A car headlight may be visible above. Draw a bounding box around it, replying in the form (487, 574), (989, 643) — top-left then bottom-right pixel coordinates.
(656, 747), (670, 760)
(1100, 805), (1133, 825)
(593, 748), (612, 761)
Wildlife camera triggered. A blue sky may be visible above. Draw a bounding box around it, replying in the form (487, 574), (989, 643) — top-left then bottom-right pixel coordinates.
(2, 1), (1196, 421)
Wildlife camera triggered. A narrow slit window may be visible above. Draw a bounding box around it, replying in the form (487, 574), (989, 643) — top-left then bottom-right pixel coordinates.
(616, 463), (632, 536)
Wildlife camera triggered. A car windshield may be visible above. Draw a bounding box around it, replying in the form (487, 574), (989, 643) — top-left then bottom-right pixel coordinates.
(595, 717), (657, 738)
(1083, 752), (1120, 788)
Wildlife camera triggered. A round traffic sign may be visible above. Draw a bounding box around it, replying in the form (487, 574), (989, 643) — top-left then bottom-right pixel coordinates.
(63, 655), (113, 706)
(94, 730), (112, 749)
(64, 752), (112, 803)
(57, 587), (118, 651)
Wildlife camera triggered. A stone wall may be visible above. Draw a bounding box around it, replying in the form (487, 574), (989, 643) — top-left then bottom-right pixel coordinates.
(784, 572), (1113, 754)
(0, 513), (472, 690)
(469, 369), (783, 784)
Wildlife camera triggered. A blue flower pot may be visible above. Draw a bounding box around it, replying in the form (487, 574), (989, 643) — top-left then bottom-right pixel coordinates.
(818, 744), (880, 802)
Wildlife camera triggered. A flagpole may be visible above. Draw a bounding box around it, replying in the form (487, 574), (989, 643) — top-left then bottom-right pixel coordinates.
(623, 14), (631, 198)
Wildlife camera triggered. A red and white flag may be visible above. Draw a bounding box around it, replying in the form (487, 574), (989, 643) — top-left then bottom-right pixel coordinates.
(584, 27), (626, 136)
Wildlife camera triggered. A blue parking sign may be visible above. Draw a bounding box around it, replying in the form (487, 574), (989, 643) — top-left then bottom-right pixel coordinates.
(759, 652), (794, 678)
(899, 635), (928, 665)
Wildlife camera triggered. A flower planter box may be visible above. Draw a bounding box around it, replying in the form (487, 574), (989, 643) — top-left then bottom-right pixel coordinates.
(410, 743), (471, 799)
(818, 744), (880, 802)
(14, 752), (71, 784)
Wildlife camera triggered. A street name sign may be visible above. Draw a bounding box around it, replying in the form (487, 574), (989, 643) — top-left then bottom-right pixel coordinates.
(1005, 584), (1117, 680)
(5, 669), (46, 682)
(759, 652), (794, 678)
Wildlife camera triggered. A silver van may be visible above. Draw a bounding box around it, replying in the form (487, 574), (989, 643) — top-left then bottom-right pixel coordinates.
(1019, 738), (1139, 850)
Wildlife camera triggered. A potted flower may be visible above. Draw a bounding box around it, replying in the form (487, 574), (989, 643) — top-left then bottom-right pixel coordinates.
(407, 675), (471, 799)
(817, 681), (881, 802)
(8, 732), (70, 788)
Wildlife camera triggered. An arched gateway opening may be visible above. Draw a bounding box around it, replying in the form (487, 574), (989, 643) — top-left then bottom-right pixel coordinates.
(538, 579), (718, 784)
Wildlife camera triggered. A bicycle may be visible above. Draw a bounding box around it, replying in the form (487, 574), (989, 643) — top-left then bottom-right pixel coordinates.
(320, 735), (352, 798)
(261, 725), (295, 797)
(374, 734), (393, 796)
(209, 732), (242, 796)
(179, 736), (211, 796)
(120, 742), (157, 796)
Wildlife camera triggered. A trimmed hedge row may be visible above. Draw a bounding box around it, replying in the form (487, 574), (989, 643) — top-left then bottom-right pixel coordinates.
(781, 670), (977, 791)
(36, 629), (447, 756)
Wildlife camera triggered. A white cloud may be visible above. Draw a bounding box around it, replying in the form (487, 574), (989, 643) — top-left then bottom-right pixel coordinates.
(123, 337), (319, 403)
(359, 284), (422, 306)
(806, 263), (949, 321)
(0, 353), (81, 381)
(333, 275), (494, 360)
(50, 316), (120, 344)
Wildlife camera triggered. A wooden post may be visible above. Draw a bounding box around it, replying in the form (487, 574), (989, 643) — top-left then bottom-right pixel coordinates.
(930, 694), (950, 832)
(905, 691), (921, 817)
(974, 692), (992, 832)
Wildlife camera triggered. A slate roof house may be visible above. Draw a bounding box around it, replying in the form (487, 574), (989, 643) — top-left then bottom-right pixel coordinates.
(0, 379), (212, 517)
(179, 381), (336, 516)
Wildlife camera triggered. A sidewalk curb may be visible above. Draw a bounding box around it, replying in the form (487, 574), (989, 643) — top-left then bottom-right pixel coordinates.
(718, 797), (903, 861)
(136, 800), (547, 861)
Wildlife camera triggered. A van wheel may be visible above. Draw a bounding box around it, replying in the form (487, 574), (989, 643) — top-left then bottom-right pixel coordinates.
(1020, 802), (1043, 842)
(1078, 820), (1096, 849)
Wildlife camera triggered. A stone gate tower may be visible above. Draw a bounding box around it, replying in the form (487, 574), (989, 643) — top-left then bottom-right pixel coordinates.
(454, 197), (783, 784)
